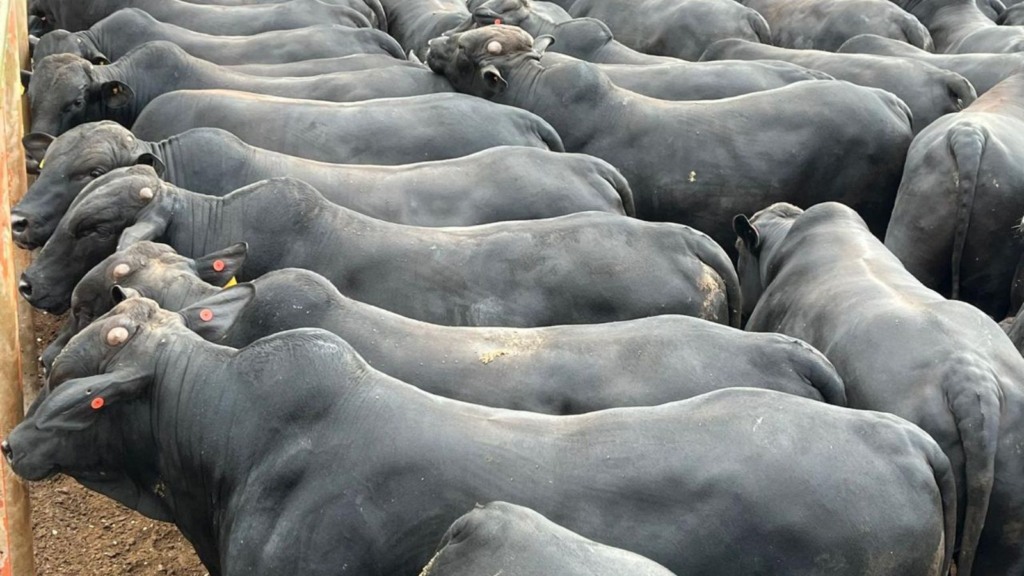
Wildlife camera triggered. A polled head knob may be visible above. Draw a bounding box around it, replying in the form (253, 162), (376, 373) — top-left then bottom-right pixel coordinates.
(106, 326), (129, 346)
(487, 41), (503, 54)
(112, 263), (131, 279)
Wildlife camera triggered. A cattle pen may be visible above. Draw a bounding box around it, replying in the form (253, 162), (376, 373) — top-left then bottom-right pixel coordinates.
(0, 0), (36, 573)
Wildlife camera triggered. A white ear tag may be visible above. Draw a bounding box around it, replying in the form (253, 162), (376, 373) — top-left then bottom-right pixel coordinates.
(106, 326), (129, 346)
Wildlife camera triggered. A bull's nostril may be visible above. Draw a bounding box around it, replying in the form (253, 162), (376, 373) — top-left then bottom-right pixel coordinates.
(18, 278), (32, 299)
(11, 215), (27, 235)
(1, 440), (12, 464)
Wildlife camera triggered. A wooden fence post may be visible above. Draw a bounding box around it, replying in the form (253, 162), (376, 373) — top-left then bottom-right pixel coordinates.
(1, 0), (38, 573)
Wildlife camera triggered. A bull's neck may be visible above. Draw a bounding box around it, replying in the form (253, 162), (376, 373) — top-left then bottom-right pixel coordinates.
(163, 189), (235, 259)
(75, 29), (105, 58)
(149, 332), (239, 572)
(148, 331), (394, 571)
(139, 136), (180, 183)
(501, 59), (612, 151)
(93, 12), (151, 58)
(502, 59), (548, 109)
(757, 218), (797, 287)
(521, 16), (557, 37)
(98, 46), (193, 121)
(149, 276), (220, 312)
(144, 131), (214, 186)
(931, 4), (992, 50)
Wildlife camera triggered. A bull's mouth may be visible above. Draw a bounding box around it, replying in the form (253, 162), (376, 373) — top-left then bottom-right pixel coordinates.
(8, 450), (60, 482)
(12, 224), (51, 250)
(24, 288), (72, 315)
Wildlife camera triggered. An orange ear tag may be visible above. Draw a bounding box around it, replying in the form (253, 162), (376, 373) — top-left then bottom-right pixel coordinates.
(91, 397), (105, 410)
(212, 260), (226, 272)
(199, 309), (214, 322)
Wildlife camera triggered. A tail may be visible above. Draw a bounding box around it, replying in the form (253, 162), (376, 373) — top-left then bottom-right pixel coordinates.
(695, 234), (743, 328)
(599, 162), (636, 217)
(899, 14), (934, 51)
(378, 33), (407, 60)
(1005, 304), (1024, 356)
(947, 371), (1001, 576)
(365, 0), (388, 33)
(534, 117), (566, 152)
(923, 428), (958, 576)
(946, 74), (977, 112)
(748, 11), (772, 45)
(948, 125), (987, 300)
(790, 338), (848, 406)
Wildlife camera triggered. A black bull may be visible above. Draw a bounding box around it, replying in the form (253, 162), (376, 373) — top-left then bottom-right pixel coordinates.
(425, 26), (913, 253)
(5, 297), (954, 575)
(46, 242), (846, 411)
(735, 201), (1024, 575)
(25, 42), (453, 137)
(31, 8), (404, 66)
(14, 122), (625, 249)
(21, 171), (738, 328)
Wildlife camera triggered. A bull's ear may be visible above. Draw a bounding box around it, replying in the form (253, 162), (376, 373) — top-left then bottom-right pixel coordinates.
(118, 194), (171, 250)
(733, 214), (761, 254)
(21, 70), (31, 89)
(480, 64), (507, 92)
(110, 285), (142, 304)
(100, 80), (134, 109)
(533, 35), (555, 54)
(23, 132), (54, 168)
(33, 371), (151, 431)
(179, 283), (255, 343)
(134, 152), (165, 178)
(194, 243), (248, 286)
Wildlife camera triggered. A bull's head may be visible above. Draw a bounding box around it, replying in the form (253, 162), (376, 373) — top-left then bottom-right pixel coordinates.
(33, 29), (109, 66)
(4, 292), (252, 520)
(15, 122), (164, 249)
(426, 25), (554, 100)
(19, 165), (170, 313)
(733, 202), (805, 317)
(43, 242), (248, 371)
(26, 52), (132, 137)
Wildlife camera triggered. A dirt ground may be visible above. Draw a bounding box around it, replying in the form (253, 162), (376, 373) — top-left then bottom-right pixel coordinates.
(25, 310), (207, 576)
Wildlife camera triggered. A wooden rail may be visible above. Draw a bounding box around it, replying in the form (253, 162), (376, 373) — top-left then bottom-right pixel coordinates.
(0, 0), (37, 573)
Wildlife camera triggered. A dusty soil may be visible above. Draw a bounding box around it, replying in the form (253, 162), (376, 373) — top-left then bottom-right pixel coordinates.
(25, 309), (206, 576)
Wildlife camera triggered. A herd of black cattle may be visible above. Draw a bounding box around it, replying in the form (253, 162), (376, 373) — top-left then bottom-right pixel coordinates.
(7, 0), (1024, 574)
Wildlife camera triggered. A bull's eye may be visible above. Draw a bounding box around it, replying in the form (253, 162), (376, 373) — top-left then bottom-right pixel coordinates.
(89, 168), (104, 178)
(63, 98), (85, 114)
(75, 224), (112, 239)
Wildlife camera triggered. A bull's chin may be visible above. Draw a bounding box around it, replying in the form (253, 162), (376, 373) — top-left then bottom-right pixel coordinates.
(19, 226), (56, 250)
(26, 292), (71, 315)
(11, 460), (59, 482)
(12, 234), (43, 251)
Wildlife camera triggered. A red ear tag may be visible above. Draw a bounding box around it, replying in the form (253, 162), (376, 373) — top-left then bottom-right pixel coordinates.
(199, 309), (214, 322)
(91, 397), (105, 410)
(495, 18), (502, 24)
(212, 260), (226, 272)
